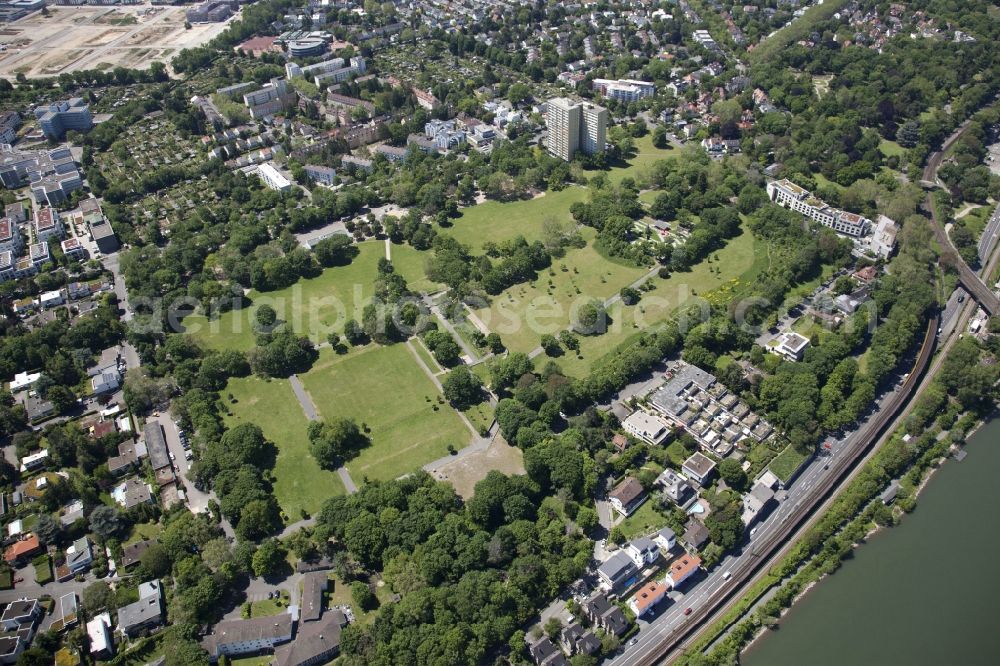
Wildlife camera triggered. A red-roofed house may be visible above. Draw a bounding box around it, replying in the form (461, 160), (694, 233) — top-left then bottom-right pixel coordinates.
(629, 580), (668, 618)
(4, 535), (42, 564)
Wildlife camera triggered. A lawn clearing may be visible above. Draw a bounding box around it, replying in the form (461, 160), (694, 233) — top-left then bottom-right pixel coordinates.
(389, 242), (440, 293)
(222, 375), (345, 518)
(878, 138), (906, 158)
(462, 400), (494, 436)
(185, 242), (386, 352)
(448, 187), (586, 252)
(607, 134), (675, 186)
(617, 500), (668, 540)
(124, 522), (162, 546)
(300, 344), (472, 482)
(33, 554), (52, 585)
(547, 227), (758, 378)
(474, 227), (649, 354)
(769, 444), (810, 483)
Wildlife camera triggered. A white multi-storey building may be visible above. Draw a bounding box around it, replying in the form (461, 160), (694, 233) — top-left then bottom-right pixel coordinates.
(255, 163), (292, 192)
(766, 179), (871, 237)
(592, 78), (656, 102)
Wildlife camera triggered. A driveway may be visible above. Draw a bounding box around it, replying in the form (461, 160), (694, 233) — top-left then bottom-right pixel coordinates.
(151, 413), (214, 514)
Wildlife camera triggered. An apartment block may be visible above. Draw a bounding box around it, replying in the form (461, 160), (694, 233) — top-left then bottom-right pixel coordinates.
(546, 97), (607, 161)
(242, 79), (297, 120)
(32, 208), (63, 242)
(0, 111), (20, 145)
(766, 179), (871, 237)
(592, 78), (656, 102)
(34, 98), (93, 140)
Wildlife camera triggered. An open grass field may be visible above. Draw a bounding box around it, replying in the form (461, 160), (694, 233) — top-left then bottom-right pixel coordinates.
(474, 227), (650, 354)
(607, 134), (675, 185)
(186, 242), (386, 352)
(544, 227), (759, 378)
(299, 344), (472, 483)
(389, 242), (440, 293)
(879, 138), (906, 158)
(448, 187), (587, 252)
(222, 375), (345, 518)
(769, 444), (810, 482)
(616, 499), (669, 540)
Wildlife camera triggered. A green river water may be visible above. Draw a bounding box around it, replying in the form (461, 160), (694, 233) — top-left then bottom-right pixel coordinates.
(743, 418), (1000, 666)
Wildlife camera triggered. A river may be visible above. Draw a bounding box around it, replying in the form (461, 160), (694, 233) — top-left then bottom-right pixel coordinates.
(743, 418), (1000, 666)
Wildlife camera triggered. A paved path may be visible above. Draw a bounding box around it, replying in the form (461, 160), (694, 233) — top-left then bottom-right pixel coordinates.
(288, 374), (358, 493)
(404, 340), (483, 441)
(463, 305), (492, 336)
(385, 237), (392, 260)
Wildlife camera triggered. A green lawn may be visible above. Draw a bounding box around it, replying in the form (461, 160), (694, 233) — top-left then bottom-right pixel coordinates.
(185, 242), (386, 352)
(124, 522), (162, 547)
(475, 227), (649, 355)
(545, 227), (759, 378)
(389, 242), (441, 293)
(448, 187), (587, 252)
(33, 554), (52, 585)
(769, 444), (810, 483)
(959, 204), (990, 240)
(617, 499), (669, 540)
(299, 344), (472, 482)
(462, 401), (495, 436)
(879, 138), (906, 158)
(249, 590), (289, 618)
(222, 375), (345, 518)
(607, 134), (675, 186)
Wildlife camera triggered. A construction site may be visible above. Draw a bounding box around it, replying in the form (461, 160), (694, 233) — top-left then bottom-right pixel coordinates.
(0, 5), (235, 79)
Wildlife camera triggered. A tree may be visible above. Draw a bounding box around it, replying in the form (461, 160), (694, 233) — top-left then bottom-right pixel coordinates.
(313, 235), (358, 267)
(255, 305), (277, 329)
(89, 505), (126, 541)
(652, 125), (668, 148)
(251, 538), (287, 578)
(308, 418), (368, 469)
(139, 543), (172, 578)
(485, 333), (505, 354)
(540, 334), (562, 356)
(236, 498), (281, 541)
(344, 319), (367, 345)
(717, 458), (748, 491)
(619, 286), (641, 305)
(15, 647), (50, 666)
(81, 581), (113, 614)
(441, 366), (484, 409)
(350, 581), (377, 611)
(573, 300), (608, 335)
(33, 514), (60, 545)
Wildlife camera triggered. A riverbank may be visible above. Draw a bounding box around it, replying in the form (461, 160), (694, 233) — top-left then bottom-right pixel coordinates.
(742, 417), (1000, 665)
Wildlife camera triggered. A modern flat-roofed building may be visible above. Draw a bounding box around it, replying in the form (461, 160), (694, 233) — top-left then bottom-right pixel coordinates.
(775, 331), (810, 361)
(0, 111), (19, 144)
(622, 410), (670, 445)
(0, 250), (13, 282)
(86, 612), (114, 659)
(186, 0), (236, 23)
(32, 207), (63, 241)
(256, 163), (292, 191)
(0, 217), (21, 254)
(597, 550), (639, 592)
(89, 218), (119, 253)
(592, 78), (656, 102)
(29, 242), (50, 267)
(243, 79), (297, 120)
(304, 165), (337, 186)
(546, 97), (607, 161)
(201, 613), (294, 658)
(34, 98), (93, 140)
(766, 179), (871, 237)
(868, 214), (898, 259)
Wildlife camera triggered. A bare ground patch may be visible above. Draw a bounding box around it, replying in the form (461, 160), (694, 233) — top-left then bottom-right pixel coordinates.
(431, 437), (526, 499)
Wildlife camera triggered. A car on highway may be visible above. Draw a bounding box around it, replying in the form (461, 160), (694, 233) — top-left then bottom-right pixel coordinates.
(723, 571), (732, 581)
(684, 607), (693, 616)
(750, 527), (759, 537)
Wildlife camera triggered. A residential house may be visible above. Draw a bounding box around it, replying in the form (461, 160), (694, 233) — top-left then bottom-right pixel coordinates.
(629, 580), (668, 618)
(65, 536), (93, 574)
(121, 539), (153, 569)
(201, 613), (294, 659)
(32, 207), (63, 242)
(0, 598), (40, 631)
(0, 635), (25, 664)
(117, 580), (164, 637)
(654, 527), (676, 552)
(112, 478), (154, 510)
(527, 636), (568, 666)
(300, 572), (328, 623)
(108, 442), (140, 477)
(3, 535), (41, 565)
(682, 453), (716, 486)
(560, 623), (600, 656)
(86, 612), (114, 660)
(59, 499), (84, 527)
(683, 520), (710, 550)
(18, 449), (49, 473)
(775, 331), (810, 361)
(622, 410), (670, 445)
(597, 550), (639, 591)
(608, 476), (647, 516)
(582, 593), (628, 637)
(657, 468), (694, 506)
(626, 536), (660, 568)
(664, 553), (702, 589)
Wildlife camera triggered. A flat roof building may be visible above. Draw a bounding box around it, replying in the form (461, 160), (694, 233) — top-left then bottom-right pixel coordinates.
(34, 98), (93, 140)
(256, 163), (292, 192)
(546, 97), (607, 161)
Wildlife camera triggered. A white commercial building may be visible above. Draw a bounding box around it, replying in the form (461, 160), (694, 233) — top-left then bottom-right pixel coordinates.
(766, 179), (871, 237)
(622, 410), (670, 445)
(868, 214), (899, 259)
(592, 78), (656, 102)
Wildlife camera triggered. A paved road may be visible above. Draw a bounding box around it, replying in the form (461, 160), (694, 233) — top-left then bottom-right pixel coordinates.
(149, 414), (216, 516)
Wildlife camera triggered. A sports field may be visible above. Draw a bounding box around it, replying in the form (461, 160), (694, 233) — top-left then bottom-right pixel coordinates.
(185, 242), (386, 351)
(299, 345), (472, 482)
(222, 375), (346, 518)
(474, 227), (650, 354)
